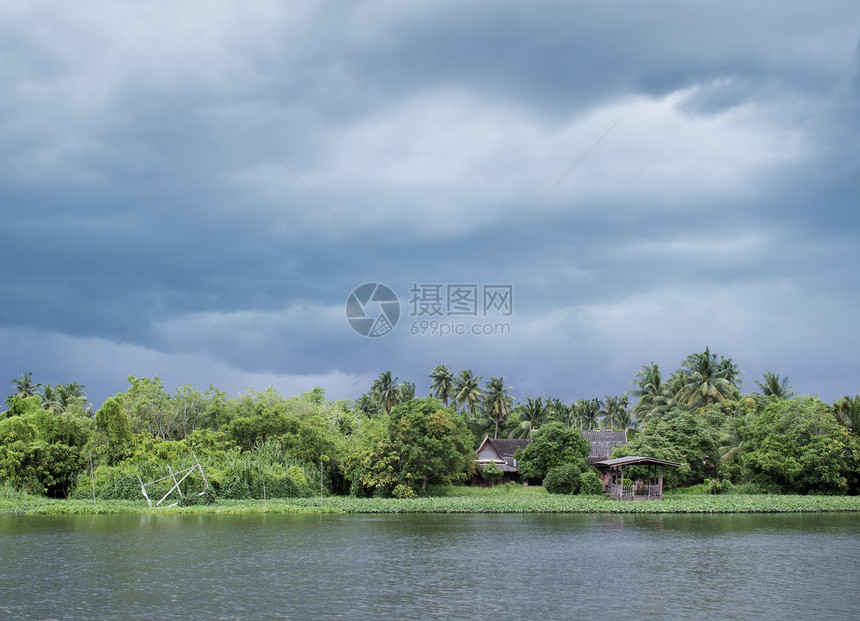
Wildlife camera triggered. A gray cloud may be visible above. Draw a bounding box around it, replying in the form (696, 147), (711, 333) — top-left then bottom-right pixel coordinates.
(1, 1), (858, 406)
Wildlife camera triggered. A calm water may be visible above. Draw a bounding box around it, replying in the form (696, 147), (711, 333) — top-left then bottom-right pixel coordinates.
(1, 512), (857, 620)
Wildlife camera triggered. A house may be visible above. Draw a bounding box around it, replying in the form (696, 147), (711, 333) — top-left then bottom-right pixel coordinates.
(473, 436), (531, 484)
(473, 430), (629, 485)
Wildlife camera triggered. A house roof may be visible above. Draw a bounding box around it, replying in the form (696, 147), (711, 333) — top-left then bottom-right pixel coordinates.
(581, 429), (628, 463)
(594, 456), (681, 468)
(486, 438), (530, 458)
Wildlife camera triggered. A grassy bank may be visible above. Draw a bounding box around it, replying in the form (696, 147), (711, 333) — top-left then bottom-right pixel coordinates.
(3, 485), (860, 515)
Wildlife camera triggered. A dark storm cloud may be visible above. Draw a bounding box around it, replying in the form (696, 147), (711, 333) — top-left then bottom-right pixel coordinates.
(1, 1), (858, 405)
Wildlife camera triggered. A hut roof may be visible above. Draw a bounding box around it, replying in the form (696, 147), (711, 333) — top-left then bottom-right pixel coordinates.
(594, 456), (681, 468)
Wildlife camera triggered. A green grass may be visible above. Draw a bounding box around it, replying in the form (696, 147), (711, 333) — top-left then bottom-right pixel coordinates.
(3, 484), (860, 515)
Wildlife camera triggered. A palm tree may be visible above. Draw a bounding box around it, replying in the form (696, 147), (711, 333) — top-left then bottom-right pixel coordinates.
(674, 347), (740, 407)
(510, 397), (547, 439)
(483, 377), (513, 439)
(544, 397), (570, 426)
(39, 384), (61, 412)
(755, 372), (794, 400)
(600, 395), (629, 429)
(453, 369), (484, 419)
(56, 382), (88, 413)
(429, 365), (455, 406)
(371, 371), (400, 415)
(397, 381), (415, 402)
(354, 394), (378, 417)
(11, 372), (40, 398)
(834, 395), (860, 434)
(574, 398), (602, 430)
(627, 362), (665, 421)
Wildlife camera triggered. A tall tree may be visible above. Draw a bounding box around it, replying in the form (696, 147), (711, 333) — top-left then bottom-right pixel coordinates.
(453, 369), (484, 419)
(483, 377), (513, 439)
(39, 384), (61, 412)
(834, 395), (860, 434)
(510, 397), (547, 439)
(11, 372), (40, 398)
(372, 371), (400, 415)
(429, 364), (455, 407)
(600, 395), (629, 429)
(674, 347), (740, 407)
(574, 398), (602, 430)
(627, 362), (667, 421)
(755, 372), (795, 400)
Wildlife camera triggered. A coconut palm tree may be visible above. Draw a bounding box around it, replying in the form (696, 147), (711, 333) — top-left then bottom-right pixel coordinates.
(371, 371), (400, 415)
(39, 384), (61, 412)
(674, 347), (740, 407)
(754, 372), (794, 400)
(429, 364), (455, 407)
(574, 398), (602, 430)
(483, 377), (513, 439)
(11, 372), (40, 398)
(453, 369), (484, 419)
(627, 362), (665, 421)
(600, 395), (629, 429)
(509, 397), (547, 439)
(56, 382), (88, 413)
(834, 395), (860, 434)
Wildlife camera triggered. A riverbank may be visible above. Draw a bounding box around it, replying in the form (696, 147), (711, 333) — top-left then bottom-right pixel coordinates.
(3, 486), (860, 515)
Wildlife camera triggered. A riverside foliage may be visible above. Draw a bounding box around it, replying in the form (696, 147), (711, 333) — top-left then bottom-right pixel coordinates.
(2, 351), (860, 503)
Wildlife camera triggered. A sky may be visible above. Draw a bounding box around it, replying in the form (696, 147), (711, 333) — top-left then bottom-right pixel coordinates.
(2, 1), (859, 409)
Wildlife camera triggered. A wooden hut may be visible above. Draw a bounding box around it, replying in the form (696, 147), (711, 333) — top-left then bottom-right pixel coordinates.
(594, 456), (681, 500)
(474, 437), (531, 484)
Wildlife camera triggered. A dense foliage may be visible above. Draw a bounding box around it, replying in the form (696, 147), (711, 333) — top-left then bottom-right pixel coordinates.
(2, 350), (859, 504)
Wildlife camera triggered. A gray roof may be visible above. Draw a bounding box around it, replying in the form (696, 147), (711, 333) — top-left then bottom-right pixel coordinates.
(594, 456), (681, 468)
(581, 429), (628, 462)
(487, 438), (530, 459)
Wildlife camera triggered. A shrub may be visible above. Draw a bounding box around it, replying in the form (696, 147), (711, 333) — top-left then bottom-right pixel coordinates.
(543, 462), (582, 494)
(579, 470), (604, 495)
(482, 461), (503, 486)
(707, 478), (734, 495)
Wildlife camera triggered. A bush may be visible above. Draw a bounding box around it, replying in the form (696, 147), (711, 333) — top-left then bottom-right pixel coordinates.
(707, 478), (734, 495)
(543, 462), (582, 494)
(579, 470), (604, 495)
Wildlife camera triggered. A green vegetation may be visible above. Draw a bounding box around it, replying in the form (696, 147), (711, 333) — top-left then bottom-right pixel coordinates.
(2, 350), (859, 508)
(4, 483), (860, 515)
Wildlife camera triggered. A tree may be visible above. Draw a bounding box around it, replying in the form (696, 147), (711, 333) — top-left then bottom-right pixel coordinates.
(453, 369), (484, 418)
(600, 395), (630, 429)
(11, 372), (40, 398)
(834, 396), (860, 434)
(429, 365), (455, 407)
(483, 377), (513, 439)
(388, 397), (475, 491)
(509, 397), (547, 439)
(755, 372), (794, 400)
(371, 371), (400, 416)
(613, 406), (724, 488)
(674, 347), (741, 406)
(514, 421), (590, 482)
(574, 398), (601, 430)
(124, 376), (174, 440)
(627, 362), (667, 421)
(39, 385), (61, 412)
(738, 397), (860, 494)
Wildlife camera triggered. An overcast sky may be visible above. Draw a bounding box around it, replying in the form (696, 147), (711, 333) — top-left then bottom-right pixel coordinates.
(2, 1), (858, 409)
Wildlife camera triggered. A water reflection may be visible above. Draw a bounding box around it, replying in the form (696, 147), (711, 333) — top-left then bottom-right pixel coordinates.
(1, 513), (857, 619)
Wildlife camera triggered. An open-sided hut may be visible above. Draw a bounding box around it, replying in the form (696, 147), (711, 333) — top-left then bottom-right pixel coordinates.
(594, 456), (681, 500)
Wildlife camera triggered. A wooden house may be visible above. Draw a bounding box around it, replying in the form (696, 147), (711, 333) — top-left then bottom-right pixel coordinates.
(594, 456), (681, 500)
(474, 437), (531, 484)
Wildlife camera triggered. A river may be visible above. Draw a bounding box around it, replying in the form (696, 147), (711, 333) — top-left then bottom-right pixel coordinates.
(1, 512), (857, 620)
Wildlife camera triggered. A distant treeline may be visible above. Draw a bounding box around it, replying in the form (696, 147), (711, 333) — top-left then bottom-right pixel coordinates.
(1, 348), (858, 500)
